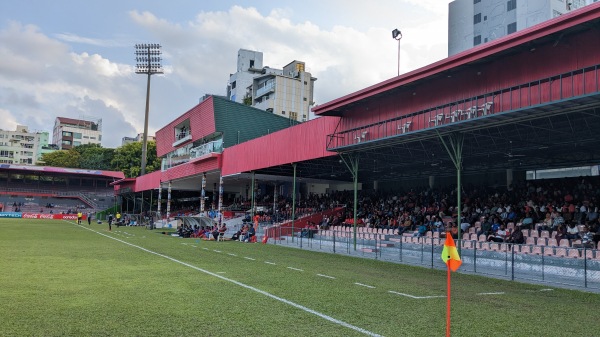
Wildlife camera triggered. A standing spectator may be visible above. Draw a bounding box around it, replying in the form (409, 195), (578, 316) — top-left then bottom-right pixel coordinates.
(87, 212), (92, 225)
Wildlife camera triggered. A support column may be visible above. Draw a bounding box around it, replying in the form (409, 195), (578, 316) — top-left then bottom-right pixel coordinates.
(200, 173), (206, 214)
(157, 183), (162, 218)
(218, 175), (224, 224)
(166, 181), (172, 220)
(437, 131), (464, 254)
(373, 180), (378, 191)
(429, 175), (435, 189)
(251, 172), (256, 220)
(340, 153), (359, 250)
(291, 163), (297, 242)
(506, 168), (513, 189)
(273, 182), (278, 215)
(212, 183), (217, 210)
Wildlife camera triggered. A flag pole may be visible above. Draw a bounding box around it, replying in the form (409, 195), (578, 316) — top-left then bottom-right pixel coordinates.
(446, 263), (451, 337)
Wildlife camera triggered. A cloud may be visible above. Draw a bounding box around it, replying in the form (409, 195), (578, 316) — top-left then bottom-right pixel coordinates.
(0, 2), (452, 149)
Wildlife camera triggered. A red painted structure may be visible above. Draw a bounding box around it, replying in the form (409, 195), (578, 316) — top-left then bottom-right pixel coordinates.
(221, 116), (340, 176)
(314, 3), (600, 148)
(124, 3), (600, 192)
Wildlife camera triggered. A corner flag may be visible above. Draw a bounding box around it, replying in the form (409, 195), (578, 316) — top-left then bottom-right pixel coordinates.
(441, 234), (462, 272)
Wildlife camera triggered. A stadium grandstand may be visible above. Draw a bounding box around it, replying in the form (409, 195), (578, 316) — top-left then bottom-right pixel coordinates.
(0, 164), (123, 218)
(8, 3), (596, 289)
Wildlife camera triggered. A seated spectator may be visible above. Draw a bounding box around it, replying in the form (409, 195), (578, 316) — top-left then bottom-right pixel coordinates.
(487, 224), (508, 242)
(574, 226), (595, 249)
(565, 222), (580, 242)
(505, 226), (525, 245)
(477, 217), (492, 236)
(554, 224), (567, 246)
(413, 222), (427, 237)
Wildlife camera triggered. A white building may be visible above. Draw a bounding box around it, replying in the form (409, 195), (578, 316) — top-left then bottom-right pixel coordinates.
(227, 49), (317, 122)
(448, 0), (596, 56)
(52, 117), (102, 150)
(121, 133), (156, 146)
(227, 49), (265, 104)
(0, 125), (56, 165)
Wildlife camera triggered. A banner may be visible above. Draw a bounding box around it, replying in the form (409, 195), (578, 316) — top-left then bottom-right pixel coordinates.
(0, 212), (22, 218)
(21, 213), (86, 220)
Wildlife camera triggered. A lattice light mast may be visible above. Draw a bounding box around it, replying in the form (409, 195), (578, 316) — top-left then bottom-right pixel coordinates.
(135, 43), (163, 175)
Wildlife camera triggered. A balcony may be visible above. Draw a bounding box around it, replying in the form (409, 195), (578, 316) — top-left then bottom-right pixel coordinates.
(190, 139), (223, 160)
(172, 130), (192, 147)
(255, 81), (275, 98)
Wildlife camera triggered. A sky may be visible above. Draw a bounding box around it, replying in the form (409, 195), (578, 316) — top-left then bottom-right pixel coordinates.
(0, 0), (452, 148)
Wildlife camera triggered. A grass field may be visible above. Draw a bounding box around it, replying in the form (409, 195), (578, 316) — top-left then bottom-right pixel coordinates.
(1, 218), (599, 337)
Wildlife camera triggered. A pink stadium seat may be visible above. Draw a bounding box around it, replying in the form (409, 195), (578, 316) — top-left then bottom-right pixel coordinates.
(462, 240), (473, 249)
(547, 238), (558, 247)
(540, 230), (550, 238)
(559, 239), (571, 248)
(530, 230), (539, 238)
(526, 237), (536, 245)
(433, 232), (440, 238)
(478, 235), (487, 242)
(554, 248), (567, 258)
(543, 247), (554, 256)
(519, 245), (531, 254)
(536, 238), (548, 246)
(531, 246), (543, 255)
(585, 249), (595, 259)
(568, 249), (581, 258)
(468, 227), (476, 234)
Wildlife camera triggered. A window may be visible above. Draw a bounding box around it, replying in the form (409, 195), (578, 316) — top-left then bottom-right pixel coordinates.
(231, 81), (236, 89)
(250, 60), (255, 68)
(289, 111), (298, 120)
(474, 13), (481, 24)
(90, 137), (96, 140)
(62, 140), (71, 145)
(507, 0), (516, 11)
(83, 136), (89, 139)
(474, 0), (481, 3)
(304, 81), (307, 85)
(73, 132), (82, 139)
(473, 35), (482, 45)
(62, 131), (73, 137)
(281, 111), (286, 115)
(507, 22), (517, 34)
(73, 141), (81, 146)
(484, 15), (487, 21)
(303, 97), (307, 101)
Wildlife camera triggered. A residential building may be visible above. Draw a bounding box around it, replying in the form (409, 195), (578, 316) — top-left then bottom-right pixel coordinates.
(121, 133), (155, 146)
(227, 49), (317, 122)
(52, 117), (102, 150)
(448, 0), (595, 56)
(0, 125), (57, 165)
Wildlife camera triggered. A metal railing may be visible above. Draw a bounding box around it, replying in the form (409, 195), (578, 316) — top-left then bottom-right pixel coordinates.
(326, 64), (600, 150)
(266, 227), (600, 292)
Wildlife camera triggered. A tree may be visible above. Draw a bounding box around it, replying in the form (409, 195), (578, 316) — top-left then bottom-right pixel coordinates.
(73, 144), (115, 170)
(111, 141), (161, 178)
(39, 149), (81, 168)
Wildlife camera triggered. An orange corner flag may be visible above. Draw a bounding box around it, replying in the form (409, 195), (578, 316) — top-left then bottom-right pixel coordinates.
(441, 234), (462, 272)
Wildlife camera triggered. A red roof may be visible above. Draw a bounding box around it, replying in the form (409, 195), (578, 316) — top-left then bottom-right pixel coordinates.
(314, 2), (600, 115)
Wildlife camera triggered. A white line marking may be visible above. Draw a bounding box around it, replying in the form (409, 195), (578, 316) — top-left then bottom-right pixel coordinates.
(539, 289), (554, 292)
(191, 245), (197, 248)
(213, 250), (222, 253)
(355, 283), (375, 289)
(287, 267), (304, 272)
(388, 291), (445, 299)
(181, 243), (188, 245)
(72, 222), (383, 337)
(228, 253), (238, 257)
(202, 248), (209, 250)
(317, 274), (336, 279)
(265, 261), (276, 265)
(244, 257), (256, 261)
(477, 292), (505, 296)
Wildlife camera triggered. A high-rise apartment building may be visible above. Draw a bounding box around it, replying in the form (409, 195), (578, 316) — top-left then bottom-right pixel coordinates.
(0, 125), (57, 165)
(52, 117), (102, 150)
(227, 49), (317, 122)
(448, 0), (595, 56)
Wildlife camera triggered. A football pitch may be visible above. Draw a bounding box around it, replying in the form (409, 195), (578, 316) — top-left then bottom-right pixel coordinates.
(1, 218), (598, 337)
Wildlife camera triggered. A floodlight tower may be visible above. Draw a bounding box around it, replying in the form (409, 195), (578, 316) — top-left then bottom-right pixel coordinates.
(392, 29), (402, 76)
(135, 43), (163, 175)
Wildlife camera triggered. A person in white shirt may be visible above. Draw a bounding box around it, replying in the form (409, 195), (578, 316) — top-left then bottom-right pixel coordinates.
(487, 224), (508, 242)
